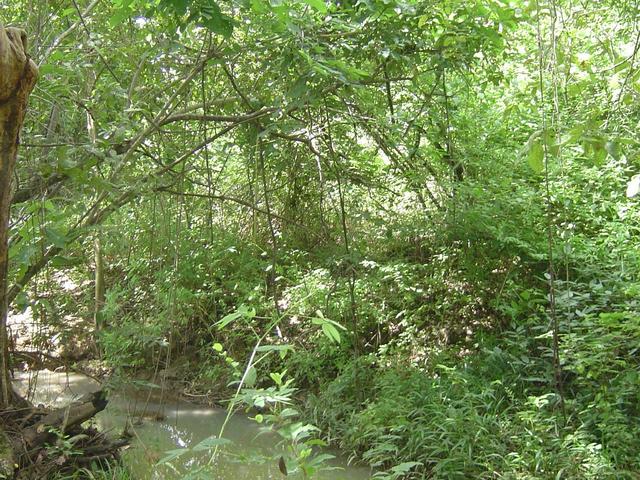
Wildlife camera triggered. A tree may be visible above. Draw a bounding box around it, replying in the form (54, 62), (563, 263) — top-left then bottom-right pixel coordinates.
(0, 24), (37, 408)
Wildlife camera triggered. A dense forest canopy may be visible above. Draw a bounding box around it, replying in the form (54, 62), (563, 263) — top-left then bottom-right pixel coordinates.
(1, 0), (639, 478)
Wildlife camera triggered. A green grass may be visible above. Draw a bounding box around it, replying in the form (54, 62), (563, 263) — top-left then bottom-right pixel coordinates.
(51, 463), (132, 480)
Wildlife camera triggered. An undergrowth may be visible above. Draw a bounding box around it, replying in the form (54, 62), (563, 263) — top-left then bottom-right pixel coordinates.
(304, 289), (640, 479)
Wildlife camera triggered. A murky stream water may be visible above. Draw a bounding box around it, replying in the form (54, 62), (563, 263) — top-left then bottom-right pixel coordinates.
(14, 370), (371, 480)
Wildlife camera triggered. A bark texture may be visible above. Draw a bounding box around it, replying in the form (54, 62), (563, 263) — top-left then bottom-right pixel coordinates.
(21, 391), (108, 448)
(93, 235), (105, 358)
(0, 25), (38, 408)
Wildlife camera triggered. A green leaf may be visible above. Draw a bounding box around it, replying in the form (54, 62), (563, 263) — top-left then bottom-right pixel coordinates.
(44, 226), (69, 248)
(244, 366), (257, 387)
(158, 448), (189, 465)
(109, 8), (132, 27)
(312, 316), (346, 344)
(321, 323), (341, 343)
(527, 139), (544, 173)
(302, 0), (327, 13)
(216, 311), (242, 329)
(192, 435), (231, 452)
(198, 3), (234, 37)
(605, 140), (619, 160)
(250, 0), (268, 12)
(160, 0), (189, 15)
(50, 255), (83, 267)
(390, 461), (422, 474)
(593, 145), (607, 165)
(313, 316), (347, 330)
(288, 76), (308, 100)
(201, 15), (234, 37)
(9, 244), (37, 264)
(270, 372), (283, 385)
(305, 439), (327, 447)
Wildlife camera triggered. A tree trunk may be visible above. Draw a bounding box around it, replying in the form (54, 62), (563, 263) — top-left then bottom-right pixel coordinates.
(93, 235), (105, 357)
(0, 25), (38, 408)
(94, 236), (105, 329)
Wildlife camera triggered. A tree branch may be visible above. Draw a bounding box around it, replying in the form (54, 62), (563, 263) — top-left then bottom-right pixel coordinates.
(157, 189), (306, 228)
(159, 106), (274, 127)
(7, 116), (255, 305)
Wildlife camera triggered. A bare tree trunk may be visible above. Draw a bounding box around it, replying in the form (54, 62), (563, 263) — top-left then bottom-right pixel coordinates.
(0, 25), (38, 408)
(93, 235), (105, 350)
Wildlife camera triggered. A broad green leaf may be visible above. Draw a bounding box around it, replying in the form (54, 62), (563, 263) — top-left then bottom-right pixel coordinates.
(321, 323), (341, 343)
(270, 372), (283, 385)
(50, 255), (83, 267)
(303, 0), (327, 13)
(200, 15), (234, 37)
(312, 316), (346, 344)
(192, 436), (232, 452)
(216, 311), (242, 329)
(250, 0), (268, 12)
(199, 3), (234, 37)
(44, 226), (69, 248)
(288, 76), (308, 99)
(280, 408), (299, 417)
(527, 140), (544, 173)
(109, 8), (132, 26)
(244, 366), (257, 387)
(9, 244), (37, 264)
(157, 448), (189, 465)
(605, 140), (619, 160)
(160, 0), (189, 15)
(14, 292), (29, 313)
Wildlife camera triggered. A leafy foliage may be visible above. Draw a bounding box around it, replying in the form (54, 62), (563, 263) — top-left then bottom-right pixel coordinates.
(4, 0), (640, 478)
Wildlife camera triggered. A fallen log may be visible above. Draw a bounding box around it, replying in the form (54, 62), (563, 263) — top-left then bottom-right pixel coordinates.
(22, 390), (108, 448)
(0, 388), (129, 478)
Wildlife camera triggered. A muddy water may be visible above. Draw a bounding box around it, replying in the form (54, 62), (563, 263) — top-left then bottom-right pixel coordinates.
(14, 370), (371, 480)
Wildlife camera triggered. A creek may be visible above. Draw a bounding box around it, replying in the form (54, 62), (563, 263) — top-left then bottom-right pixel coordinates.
(14, 370), (371, 480)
